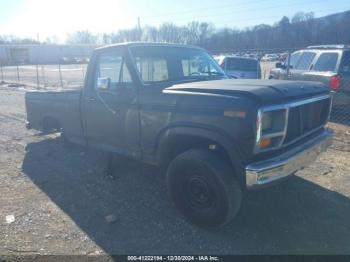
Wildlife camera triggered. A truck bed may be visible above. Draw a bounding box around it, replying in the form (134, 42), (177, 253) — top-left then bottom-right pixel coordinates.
(25, 89), (85, 144)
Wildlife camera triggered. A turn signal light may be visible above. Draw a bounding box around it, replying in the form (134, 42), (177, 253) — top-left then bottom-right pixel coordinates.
(259, 138), (271, 148)
(329, 75), (341, 91)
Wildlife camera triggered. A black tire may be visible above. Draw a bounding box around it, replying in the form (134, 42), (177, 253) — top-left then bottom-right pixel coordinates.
(166, 149), (242, 228)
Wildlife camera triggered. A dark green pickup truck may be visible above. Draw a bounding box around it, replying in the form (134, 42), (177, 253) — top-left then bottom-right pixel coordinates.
(269, 45), (350, 109)
(25, 43), (333, 228)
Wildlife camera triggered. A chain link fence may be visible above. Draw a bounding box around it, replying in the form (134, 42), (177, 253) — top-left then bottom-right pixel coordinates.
(0, 62), (87, 90)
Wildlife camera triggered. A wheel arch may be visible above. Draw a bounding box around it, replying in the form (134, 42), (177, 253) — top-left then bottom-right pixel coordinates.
(155, 125), (245, 184)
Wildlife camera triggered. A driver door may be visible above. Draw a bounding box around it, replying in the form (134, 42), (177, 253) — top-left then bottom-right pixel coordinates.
(82, 48), (139, 156)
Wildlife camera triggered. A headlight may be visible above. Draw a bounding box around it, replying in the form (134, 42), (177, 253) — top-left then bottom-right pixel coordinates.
(255, 108), (288, 152)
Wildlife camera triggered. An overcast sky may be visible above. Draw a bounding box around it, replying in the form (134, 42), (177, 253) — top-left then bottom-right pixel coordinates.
(0, 0), (349, 42)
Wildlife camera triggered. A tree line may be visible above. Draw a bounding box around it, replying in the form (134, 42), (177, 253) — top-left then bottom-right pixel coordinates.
(1, 10), (350, 51)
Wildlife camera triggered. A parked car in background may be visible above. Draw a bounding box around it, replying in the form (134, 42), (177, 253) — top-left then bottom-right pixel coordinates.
(269, 45), (350, 108)
(278, 52), (289, 62)
(215, 55), (261, 79)
(74, 57), (90, 64)
(59, 56), (90, 64)
(261, 53), (279, 62)
(59, 57), (75, 64)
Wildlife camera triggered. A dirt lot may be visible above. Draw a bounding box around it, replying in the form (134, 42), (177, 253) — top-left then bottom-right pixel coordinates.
(1, 83), (350, 256)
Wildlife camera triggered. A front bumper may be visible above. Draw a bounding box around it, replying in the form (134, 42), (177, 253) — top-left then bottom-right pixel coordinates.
(246, 128), (333, 189)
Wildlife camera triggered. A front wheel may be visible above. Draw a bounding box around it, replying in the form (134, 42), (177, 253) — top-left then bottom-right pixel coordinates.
(166, 149), (242, 228)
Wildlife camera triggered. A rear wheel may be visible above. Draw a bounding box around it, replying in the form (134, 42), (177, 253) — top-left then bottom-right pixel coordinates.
(166, 149), (242, 228)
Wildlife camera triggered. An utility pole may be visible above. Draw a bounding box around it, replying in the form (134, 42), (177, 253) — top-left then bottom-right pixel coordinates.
(137, 17), (141, 30)
(137, 17), (142, 41)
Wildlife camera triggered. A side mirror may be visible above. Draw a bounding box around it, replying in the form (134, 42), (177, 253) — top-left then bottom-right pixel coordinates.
(97, 77), (110, 91)
(275, 62), (283, 68)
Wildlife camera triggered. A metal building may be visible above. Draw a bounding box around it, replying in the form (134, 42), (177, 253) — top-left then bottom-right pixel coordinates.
(0, 44), (97, 65)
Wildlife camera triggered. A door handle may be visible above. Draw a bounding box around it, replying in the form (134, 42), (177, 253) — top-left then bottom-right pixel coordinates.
(86, 97), (95, 102)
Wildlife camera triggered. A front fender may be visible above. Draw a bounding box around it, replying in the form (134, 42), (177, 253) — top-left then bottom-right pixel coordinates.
(155, 124), (247, 180)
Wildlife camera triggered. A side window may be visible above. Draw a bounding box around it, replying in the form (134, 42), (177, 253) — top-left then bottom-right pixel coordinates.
(96, 51), (122, 90)
(295, 52), (316, 70)
(135, 57), (168, 82)
(313, 53), (339, 72)
(289, 52), (302, 68)
(95, 50), (133, 90)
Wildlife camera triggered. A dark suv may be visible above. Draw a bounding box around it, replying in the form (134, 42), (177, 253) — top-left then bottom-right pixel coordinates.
(269, 45), (350, 108)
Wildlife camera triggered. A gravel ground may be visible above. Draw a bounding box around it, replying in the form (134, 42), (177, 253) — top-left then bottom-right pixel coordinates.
(1, 83), (350, 256)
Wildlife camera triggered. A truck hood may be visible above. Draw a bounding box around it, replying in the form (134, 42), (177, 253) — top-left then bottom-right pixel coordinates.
(164, 79), (329, 104)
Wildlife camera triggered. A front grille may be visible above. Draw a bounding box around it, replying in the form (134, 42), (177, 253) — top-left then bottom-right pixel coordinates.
(284, 97), (331, 144)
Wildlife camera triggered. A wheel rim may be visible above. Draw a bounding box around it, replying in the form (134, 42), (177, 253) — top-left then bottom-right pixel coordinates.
(187, 176), (215, 210)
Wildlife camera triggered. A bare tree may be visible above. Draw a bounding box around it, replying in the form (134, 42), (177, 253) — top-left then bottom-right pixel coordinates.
(5, 10), (342, 51)
(66, 31), (97, 44)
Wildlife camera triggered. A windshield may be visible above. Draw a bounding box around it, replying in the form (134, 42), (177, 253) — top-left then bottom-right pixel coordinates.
(226, 58), (258, 71)
(129, 46), (227, 84)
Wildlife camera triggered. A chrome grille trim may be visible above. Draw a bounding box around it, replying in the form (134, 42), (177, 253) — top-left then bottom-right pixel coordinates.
(255, 94), (331, 154)
(261, 94), (331, 112)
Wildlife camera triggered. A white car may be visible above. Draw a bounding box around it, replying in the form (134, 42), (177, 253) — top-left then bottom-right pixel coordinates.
(261, 54), (279, 62)
(214, 55), (261, 79)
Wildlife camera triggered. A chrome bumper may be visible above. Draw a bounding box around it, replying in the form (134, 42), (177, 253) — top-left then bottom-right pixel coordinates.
(246, 128), (333, 189)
